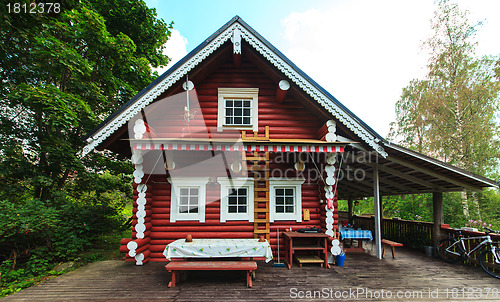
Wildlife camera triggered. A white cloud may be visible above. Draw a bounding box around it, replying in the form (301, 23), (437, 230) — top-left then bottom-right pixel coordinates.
(281, 1), (435, 137)
(155, 29), (189, 75)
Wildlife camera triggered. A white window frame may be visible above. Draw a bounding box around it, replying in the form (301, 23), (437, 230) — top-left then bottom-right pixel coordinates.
(218, 177), (254, 223)
(269, 178), (305, 222)
(169, 177), (209, 223)
(217, 88), (259, 132)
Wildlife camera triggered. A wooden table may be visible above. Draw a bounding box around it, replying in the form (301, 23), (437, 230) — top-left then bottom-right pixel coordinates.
(282, 232), (330, 269)
(339, 227), (373, 253)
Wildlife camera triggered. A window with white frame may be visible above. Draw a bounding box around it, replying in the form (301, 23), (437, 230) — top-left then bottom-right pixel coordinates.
(219, 178), (254, 222)
(269, 178), (305, 222)
(217, 88), (259, 132)
(169, 177), (209, 223)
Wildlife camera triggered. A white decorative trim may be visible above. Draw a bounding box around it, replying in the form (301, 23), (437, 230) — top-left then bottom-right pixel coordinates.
(324, 153), (336, 237)
(131, 148), (150, 241)
(218, 177), (254, 223)
(231, 28), (242, 54)
(168, 177), (209, 223)
(269, 178), (305, 222)
(82, 21), (386, 157)
(325, 120), (337, 142)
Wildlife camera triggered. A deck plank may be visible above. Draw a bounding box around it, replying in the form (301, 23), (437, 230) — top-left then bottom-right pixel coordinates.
(3, 248), (499, 301)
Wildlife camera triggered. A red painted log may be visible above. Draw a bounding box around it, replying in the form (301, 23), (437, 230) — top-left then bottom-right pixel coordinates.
(150, 232), (254, 239)
(150, 245), (169, 252)
(133, 223), (153, 233)
(152, 183), (171, 190)
(150, 240), (175, 245)
(276, 80), (290, 104)
(119, 245), (129, 253)
(133, 244), (150, 256)
(132, 231), (151, 239)
(150, 253), (168, 260)
(150, 220), (250, 226)
(127, 237), (151, 250)
(120, 238), (133, 245)
(151, 195), (171, 201)
(132, 209), (153, 216)
(132, 218), (152, 225)
(151, 225), (254, 232)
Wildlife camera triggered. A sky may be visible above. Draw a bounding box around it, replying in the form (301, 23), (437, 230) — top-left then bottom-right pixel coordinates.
(144, 0), (500, 138)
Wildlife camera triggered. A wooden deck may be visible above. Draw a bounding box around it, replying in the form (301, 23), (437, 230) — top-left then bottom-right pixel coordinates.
(3, 248), (499, 301)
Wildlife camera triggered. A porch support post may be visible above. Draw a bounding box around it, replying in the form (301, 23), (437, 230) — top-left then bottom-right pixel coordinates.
(432, 192), (444, 247)
(347, 197), (353, 224)
(373, 164), (383, 259)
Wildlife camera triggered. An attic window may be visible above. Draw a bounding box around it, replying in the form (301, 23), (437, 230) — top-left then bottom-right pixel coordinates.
(217, 88), (258, 132)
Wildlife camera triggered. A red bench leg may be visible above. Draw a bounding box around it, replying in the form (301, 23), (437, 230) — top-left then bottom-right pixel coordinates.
(247, 270), (253, 288)
(168, 270), (177, 288)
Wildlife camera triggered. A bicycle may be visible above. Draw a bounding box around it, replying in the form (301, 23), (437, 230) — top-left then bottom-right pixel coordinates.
(436, 227), (500, 279)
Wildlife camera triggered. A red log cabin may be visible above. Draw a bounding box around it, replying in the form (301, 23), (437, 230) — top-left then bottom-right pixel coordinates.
(82, 16), (499, 265)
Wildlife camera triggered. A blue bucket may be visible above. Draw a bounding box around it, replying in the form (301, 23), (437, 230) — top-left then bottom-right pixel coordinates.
(336, 253), (346, 267)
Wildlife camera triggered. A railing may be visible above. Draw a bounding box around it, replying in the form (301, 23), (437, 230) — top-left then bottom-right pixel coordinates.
(441, 227), (500, 265)
(350, 214), (433, 249)
(341, 211), (500, 268)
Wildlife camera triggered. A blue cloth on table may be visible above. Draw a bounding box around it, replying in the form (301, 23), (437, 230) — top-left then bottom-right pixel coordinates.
(340, 227), (373, 241)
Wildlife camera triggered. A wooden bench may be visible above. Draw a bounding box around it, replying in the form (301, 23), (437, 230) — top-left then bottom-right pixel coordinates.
(165, 261), (257, 288)
(381, 239), (403, 259)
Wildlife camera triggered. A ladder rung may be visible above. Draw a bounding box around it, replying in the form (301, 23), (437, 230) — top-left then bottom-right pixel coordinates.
(254, 219), (269, 223)
(248, 167), (269, 171)
(246, 156), (268, 161)
(254, 197), (268, 201)
(254, 187), (269, 192)
(254, 208), (269, 213)
(254, 229), (270, 234)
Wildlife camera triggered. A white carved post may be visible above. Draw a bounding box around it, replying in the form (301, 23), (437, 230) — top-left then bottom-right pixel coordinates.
(325, 153), (342, 262)
(130, 119), (150, 265)
(324, 153), (337, 237)
(325, 120), (337, 142)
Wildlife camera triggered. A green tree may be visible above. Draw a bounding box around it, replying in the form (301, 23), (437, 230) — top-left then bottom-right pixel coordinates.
(0, 0), (171, 263)
(389, 1), (500, 221)
(0, 0), (172, 202)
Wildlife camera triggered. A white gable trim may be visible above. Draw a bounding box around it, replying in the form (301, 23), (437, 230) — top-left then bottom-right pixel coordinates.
(82, 21), (385, 157)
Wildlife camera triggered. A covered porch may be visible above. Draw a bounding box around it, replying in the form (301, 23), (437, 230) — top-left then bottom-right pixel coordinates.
(336, 142), (499, 259)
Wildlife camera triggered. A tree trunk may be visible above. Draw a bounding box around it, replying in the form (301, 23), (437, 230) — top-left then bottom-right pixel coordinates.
(460, 191), (470, 221)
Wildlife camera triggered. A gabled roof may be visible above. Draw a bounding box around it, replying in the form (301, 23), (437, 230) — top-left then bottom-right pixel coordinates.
(81, 16), (498, 193)
(82, 16), (386, 157)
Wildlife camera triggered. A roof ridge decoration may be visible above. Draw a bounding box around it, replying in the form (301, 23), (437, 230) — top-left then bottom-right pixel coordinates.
(82, 19), (386, 157)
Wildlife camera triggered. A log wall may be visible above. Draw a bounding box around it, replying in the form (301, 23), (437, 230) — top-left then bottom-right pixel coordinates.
(121, 52), (339, 264)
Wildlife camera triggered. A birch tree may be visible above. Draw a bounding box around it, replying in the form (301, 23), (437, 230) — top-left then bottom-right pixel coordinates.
(390, 1), (500, 219)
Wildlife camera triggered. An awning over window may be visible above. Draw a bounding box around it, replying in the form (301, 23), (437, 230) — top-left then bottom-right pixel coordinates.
(132, 143), (344, 153)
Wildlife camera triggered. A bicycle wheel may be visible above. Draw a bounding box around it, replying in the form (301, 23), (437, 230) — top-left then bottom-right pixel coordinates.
(436, 238), (463, 263)
(479, 243), (500, 279)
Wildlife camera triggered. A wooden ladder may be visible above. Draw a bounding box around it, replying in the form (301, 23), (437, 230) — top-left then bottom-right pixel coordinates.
(248, 151), (270, 241)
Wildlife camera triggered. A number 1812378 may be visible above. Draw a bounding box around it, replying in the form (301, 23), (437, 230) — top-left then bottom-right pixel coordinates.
(7, 2), (61, 14)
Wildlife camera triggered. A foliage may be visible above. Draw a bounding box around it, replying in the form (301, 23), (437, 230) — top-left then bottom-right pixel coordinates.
(0, 0), (171, 295)
(388, 1), (500, 224)
(389, 2), (500, 177)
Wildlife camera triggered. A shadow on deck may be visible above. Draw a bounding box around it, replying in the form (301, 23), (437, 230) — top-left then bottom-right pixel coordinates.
(2, 247), (499, 301)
